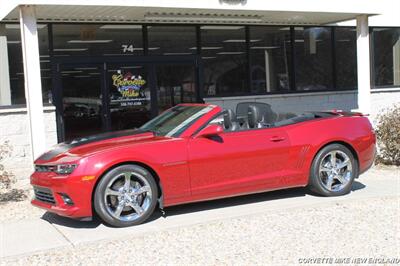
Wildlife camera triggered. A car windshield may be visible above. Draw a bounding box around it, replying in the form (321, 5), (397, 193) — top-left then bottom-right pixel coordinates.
(140, 105), (213, 137)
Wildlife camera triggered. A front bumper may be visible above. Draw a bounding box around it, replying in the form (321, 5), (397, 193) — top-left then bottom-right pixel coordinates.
(30, 171), (94, 218)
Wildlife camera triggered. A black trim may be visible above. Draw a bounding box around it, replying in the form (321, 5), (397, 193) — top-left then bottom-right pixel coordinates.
(37, 129), (150, 161)
(289, 26), (296, 91)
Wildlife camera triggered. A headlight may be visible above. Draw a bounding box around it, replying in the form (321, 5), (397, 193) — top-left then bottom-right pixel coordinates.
(55, 164), (78, 174)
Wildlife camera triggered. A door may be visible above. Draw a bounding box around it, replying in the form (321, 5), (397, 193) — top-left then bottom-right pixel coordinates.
(54, 56), (201, 142)
(187, 127), (290, 197)
(58, 63), (106, 141)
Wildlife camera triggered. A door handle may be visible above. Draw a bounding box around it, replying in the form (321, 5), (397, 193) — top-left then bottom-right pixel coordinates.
(270, 136), (285, 142)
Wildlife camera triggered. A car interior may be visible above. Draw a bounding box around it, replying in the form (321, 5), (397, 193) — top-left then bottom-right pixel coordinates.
(218, 102), (337, 132)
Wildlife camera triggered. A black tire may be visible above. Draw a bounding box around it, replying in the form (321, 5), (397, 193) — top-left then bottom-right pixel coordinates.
(94, 164), (158, 227)
(308, 143), (358, 196)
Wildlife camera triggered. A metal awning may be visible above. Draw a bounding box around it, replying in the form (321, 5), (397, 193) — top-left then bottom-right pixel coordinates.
(0, 0), (380, 25)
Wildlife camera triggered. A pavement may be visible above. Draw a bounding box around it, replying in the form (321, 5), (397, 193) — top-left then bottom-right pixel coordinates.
(1, 169), (399, 259)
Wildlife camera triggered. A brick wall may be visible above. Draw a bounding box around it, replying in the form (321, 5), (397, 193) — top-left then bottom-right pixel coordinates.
(0, 106), (57, 180)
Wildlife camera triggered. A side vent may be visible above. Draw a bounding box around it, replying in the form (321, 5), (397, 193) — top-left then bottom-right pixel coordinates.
(296, 145), (310, 169)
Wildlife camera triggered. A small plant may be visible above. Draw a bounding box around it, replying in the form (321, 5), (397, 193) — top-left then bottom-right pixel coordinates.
(0, 141), (27, 203)
(0, 141), (14, 189)
(375, 105), (400, 166)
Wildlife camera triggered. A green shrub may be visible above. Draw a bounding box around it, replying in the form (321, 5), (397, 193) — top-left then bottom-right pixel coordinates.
(375, 105), (400, 166)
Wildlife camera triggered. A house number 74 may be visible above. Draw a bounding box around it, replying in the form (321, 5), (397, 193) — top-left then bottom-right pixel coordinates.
(121, 44), (135, 53)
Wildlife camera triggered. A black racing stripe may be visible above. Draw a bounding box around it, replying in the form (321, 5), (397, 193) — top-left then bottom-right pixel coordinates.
(38, 129), (150, 161)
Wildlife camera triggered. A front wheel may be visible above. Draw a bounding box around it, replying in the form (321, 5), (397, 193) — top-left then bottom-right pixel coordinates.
(94, 164), (158, 227)
(308, 144), (358, 196)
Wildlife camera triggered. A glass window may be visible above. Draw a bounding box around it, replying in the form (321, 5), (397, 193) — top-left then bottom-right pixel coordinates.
(201, 26), (248, 97)
(249, 26), (291, 94)
(372, 28), (400, 87)
(147, 26), (197, 55)
(0, 23), (49, 106)
(335, 27), (357, 90)
(294, 27), (333, 91)
(52, 24), (143, 57)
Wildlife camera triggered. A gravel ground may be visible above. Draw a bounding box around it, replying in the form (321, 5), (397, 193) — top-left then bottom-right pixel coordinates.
(0, 165), (399, 265)
(1, 196), (399, 265)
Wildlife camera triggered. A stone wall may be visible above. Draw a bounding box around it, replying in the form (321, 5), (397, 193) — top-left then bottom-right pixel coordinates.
(0, 106), (57, 180)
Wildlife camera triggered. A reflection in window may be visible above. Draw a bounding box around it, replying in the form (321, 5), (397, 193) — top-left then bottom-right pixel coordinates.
(147, 26), (197, 55)
(373, 28), (400, 87)
(294, 27), (333, 91)
(1, 23), (49, 106)
(249, 26), (291, 94)
(52, 24), (143, 57)
(202, 26), (248, 97)
(335, 27), (357, 90)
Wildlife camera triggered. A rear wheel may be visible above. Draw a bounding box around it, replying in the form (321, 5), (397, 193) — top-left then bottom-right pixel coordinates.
(94, 164), (158, 227)
(309, 144), (358, 196)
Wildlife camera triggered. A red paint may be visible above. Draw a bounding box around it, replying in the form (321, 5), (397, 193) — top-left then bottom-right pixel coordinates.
(30, 104), (376, 219)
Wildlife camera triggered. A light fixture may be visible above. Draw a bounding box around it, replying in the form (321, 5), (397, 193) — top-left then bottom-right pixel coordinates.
(74, 75), (91, 78)
(40, 55), (50, 58)
(40, 60), (50, 63)
(189, 46), (223, 50)
(89, 73), (101, 75)
(202, 56), (216, 59)
(54, 48), (88, 52)
(61, 70), (83, 74)
(120, 66), (143, 69)
(68, 40), (112, 43)
(217, 52), (244, 55)
(100, 25), (142, 29)
(200, 26), (244, 30)
(223, 39), (261, 43)
(163, 52), (193, 55)
(7, 41), (20, 44)
(250, 46), (280, 49)
(145, 14), (262, 23)
(74, 67), (98, 70)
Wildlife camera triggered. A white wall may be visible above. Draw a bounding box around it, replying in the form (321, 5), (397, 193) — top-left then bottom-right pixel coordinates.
(0, 106), (57, 179)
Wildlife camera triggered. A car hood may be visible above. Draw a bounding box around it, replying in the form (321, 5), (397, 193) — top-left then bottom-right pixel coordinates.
(35, 129), (168, 164)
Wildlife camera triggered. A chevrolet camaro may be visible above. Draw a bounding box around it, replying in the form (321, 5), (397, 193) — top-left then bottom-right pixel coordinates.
(31, 103), (376, 227)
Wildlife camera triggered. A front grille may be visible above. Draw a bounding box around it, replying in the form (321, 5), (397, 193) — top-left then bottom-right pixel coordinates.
(35, 165), (56, 173)
(33, 186), (56, 204)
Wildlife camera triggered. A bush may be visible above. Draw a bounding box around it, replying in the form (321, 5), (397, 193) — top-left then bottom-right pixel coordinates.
(375, 105), (400, 166)
(0, 141), (14, 189)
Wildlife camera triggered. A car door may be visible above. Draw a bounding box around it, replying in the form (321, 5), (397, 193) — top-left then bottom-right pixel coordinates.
(187, 126), (291, 198)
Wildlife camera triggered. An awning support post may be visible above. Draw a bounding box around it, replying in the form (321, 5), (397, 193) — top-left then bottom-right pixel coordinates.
(19, 5), (46, 160)
(356, 15), (371, 115)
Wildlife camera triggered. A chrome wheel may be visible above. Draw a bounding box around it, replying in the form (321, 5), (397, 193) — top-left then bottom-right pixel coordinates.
(104, 171), (152, 222)
(318, 150), (353, 192)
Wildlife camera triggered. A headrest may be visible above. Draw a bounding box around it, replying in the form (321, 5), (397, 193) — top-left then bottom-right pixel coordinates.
(248, 105), (262, 128)
(223, 109), (235, 129)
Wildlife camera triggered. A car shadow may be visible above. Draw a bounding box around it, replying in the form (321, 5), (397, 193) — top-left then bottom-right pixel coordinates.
(41, 180), (366, 229)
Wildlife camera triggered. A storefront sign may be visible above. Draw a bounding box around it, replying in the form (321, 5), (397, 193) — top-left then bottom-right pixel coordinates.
(111, 70), (149, 106)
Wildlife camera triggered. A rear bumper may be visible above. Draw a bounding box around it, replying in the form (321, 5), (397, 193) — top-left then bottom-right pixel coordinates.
(30, 172), (94, 218)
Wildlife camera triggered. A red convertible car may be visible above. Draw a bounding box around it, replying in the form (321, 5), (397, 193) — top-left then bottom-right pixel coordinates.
(31, 103), (376, 227)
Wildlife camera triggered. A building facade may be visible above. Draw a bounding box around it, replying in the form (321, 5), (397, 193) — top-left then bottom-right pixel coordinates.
(0, 0), (399, 179)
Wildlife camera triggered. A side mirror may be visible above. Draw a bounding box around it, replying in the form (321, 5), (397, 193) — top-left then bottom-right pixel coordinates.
(195, 124), (224, 138)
